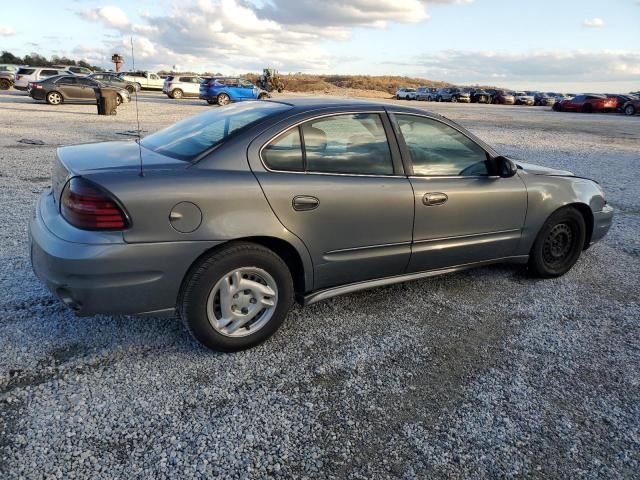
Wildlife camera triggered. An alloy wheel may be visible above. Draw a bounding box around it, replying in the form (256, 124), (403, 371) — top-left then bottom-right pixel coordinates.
(206, 267), (278, 338)
(48, 92), (61, 105)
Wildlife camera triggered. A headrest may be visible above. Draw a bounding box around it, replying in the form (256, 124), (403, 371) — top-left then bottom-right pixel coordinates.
(303, 126), (327, 151)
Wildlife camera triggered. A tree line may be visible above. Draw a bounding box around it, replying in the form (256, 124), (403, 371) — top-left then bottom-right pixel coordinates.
(0, 51), (104, 71)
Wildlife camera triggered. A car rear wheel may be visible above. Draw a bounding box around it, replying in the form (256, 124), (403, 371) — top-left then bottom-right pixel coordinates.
(134, 82), (142, 91)
(171, 89), (183, 99)
(624, 105), (636, 116)
(179, 242), (294, 352)
(528, 207), (586, 278)
(258, 92), (268, 100)
(0, 79), (11, 90)
(451, 96), (457, 103)
(217, 93), (230, 106)
(46, 91), (62, 105)
(125, 85), (135, 94)
(116, 94), (122, 106)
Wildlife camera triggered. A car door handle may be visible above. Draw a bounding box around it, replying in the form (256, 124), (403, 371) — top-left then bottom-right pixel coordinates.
(292, 195), (320, 211)
(422, 192), (448, 206)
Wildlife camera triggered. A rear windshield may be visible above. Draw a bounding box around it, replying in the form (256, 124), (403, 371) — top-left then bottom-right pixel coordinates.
(17, 68), (35, 75)
(140, 102), (291, 161)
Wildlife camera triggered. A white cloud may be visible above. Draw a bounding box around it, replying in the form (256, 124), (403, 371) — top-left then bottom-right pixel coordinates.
(582, 17), (605, 28)
(79, 6), (130, 29)
(0, 25), (16, 36)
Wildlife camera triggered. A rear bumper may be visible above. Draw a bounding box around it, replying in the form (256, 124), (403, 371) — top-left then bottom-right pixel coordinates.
(29, 192), (222, 316)
(590, 204), (614, 245)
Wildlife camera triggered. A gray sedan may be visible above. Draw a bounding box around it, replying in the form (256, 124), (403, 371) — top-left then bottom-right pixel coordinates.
(29, 99), (613, 351)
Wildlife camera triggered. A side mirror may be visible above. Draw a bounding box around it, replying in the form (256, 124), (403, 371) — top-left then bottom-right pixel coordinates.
(494, 156), (518, 178)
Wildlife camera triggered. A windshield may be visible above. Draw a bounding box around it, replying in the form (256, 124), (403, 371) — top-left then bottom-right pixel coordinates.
(140, 102), (291, 161)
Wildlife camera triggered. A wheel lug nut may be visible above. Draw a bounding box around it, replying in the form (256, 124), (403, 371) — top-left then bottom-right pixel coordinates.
(250, 298), (257, 304)
(244, 289), (251, 295)
(233, 294), (239, 299)
(241, 307), (248, 314)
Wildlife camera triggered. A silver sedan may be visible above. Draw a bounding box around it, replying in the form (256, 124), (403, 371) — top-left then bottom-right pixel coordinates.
(29, 99), (613, 351)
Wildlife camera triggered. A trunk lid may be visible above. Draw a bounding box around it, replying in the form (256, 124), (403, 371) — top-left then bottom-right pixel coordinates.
(52, 141), (187, 205)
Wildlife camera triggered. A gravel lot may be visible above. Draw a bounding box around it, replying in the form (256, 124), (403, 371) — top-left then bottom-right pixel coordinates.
(1, 90), (638, 479)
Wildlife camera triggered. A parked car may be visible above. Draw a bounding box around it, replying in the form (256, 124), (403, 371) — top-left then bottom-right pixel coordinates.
(470, 89), (491, 104)
(53, 65), (93, 77)
(491, 90), (516, 105)
(514, 92), (535, 106)
(621, 98), (640, 115)
(28, 99), (613, 351)
(0, 71), (15, 90)
(14, 67), (73, 91)
(163, 75), (204, 99)
(88, 73), (139, 93)
(534, 92), (556, 106)
(436, 88), (470, 102)
(199, 77), (269, 105)
(415, 87), (437, 101)
(27, 75), (130, 105)
(395, 88), (417, 100)
(553, 94), (617, 113)
(605, 94), (637, 113)
(117, 71), (164, 90)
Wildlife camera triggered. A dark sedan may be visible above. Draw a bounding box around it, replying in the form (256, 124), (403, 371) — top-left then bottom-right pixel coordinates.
(28, 75), (130, 105)
(88, 73), (139, 93)
(470, 89), (491, 104)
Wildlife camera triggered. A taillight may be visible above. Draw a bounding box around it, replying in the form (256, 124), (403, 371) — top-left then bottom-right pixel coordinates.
(60, 177), (129, 230)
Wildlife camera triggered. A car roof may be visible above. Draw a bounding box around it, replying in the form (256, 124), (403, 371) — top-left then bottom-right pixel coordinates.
(264, 97), (449, 117)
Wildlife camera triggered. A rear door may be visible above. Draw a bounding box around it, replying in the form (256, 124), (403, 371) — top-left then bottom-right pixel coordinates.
(55, 76), (82, 100)
(249, 110), (414, 290)
(391, 112), (527, 272)
(77, 77), (99, 100)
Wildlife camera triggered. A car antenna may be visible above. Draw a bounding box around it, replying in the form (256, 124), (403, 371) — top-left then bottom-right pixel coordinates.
(130, 36), (144, 177)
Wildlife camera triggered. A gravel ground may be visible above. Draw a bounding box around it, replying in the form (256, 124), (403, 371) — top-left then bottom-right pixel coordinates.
(0, 90), (638, 479)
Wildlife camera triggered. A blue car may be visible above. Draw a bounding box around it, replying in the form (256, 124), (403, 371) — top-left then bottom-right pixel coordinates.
(199, 77), (270, 105)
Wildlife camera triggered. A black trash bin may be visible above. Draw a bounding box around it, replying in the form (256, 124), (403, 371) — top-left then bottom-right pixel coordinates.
(94, 87), (118, 116)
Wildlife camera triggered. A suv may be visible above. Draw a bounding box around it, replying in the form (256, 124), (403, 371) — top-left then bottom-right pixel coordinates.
(436, 88), (470, 103)
(513, 92), (535, 106)
(0, 65), (18, 90)
(395, 88), (416, 100)
(14, 67), (73, 91)
(415, 87), (437, 101)
(117, 71), (164, 90)
(199, 77), (269, 105)
(163, 75), (204, 99)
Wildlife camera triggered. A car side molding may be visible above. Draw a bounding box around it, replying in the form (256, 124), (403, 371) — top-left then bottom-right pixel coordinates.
(303, 255), (529, 305)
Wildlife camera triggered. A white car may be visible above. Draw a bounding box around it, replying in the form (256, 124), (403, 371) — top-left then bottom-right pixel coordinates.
(162, 75), (204, 99)
(53, 65), (93, 77)
(14, 67), (73, 91)
(118, 71), (164, 90)
(514, 92), (535, 106)
(395, 88), (417, 100)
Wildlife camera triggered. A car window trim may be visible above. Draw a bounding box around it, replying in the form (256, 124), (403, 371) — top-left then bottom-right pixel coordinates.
(258, 110), (405, 177)
(388, 111), (498, 177)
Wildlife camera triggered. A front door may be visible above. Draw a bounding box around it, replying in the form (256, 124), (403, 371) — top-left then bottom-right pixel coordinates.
(252, 112), (414, 290)
(392, 113), (527, 272)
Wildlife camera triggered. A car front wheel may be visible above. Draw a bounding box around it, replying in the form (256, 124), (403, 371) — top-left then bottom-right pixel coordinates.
(179, 242), (294, 352)
(528, 207), (586, 278)
(624, 105), (636, 116)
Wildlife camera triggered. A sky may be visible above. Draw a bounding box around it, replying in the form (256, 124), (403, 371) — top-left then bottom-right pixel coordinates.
(1, 0), (639, 92)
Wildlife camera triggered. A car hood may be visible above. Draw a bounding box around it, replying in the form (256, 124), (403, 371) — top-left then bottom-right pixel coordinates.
(57, 140), (188, 176)
(515, 160), (574, 176)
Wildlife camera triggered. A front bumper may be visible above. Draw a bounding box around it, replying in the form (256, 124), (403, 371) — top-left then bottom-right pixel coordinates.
(590, 204), (614, 245)
(29, 192), (222, 316)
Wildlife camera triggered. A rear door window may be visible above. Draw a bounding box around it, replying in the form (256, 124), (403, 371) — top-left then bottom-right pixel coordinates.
(262, 128), (304, 171)
(56, 76), (77, 84)
(40, 69), (59, 77)
(302, 114), (393, 175)
(17, 68), (35, 75)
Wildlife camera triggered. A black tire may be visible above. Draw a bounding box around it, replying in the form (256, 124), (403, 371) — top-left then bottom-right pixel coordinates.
(116, 94), (122, 106)
(125, 85), (135, 94)
(206, 99), (216, 105)
(179, 242), (294, 352)
(0, 79), (11, 90)
(258, 92), (268, 100)
(528, 207), (586, 278)
(171, 89), (183, 99)
(624, 105), (636, 116)
(552, 102), (561, 111)
(217, 93), (230, 106)
(396, 95), (400, 100)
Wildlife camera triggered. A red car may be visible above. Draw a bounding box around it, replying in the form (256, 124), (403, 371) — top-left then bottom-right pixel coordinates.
(553, 94), (617, 113)
(622, 98), (640, 116)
